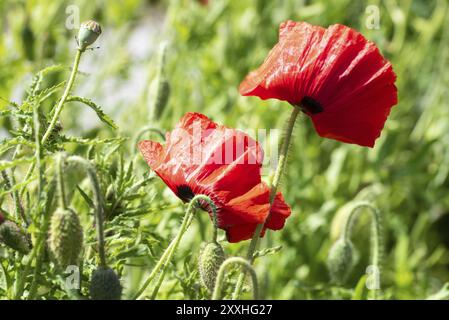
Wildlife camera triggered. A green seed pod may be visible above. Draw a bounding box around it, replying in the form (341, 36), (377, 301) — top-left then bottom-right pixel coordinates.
(21, 18), (35, 61)
(90, 267), (122, 300)
(42, 31), (56, 59)
(198, 242), (225, 292)
(48, 208), (84, 268)
(0, 221), (31, 254)
(148, 77), (170, 121)
(327, 238), (354, 284)
(78, 20), (102, 51)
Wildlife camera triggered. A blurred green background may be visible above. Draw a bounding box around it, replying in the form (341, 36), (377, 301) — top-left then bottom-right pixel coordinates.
(1, 0), (449, 299)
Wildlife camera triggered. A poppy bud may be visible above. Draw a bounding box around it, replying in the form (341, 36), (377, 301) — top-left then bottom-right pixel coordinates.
(90, 267), (122, 300)
(148, 77), (170, 121)
(21, 18), (35, 61)
(78, 20), (102, 51)
(0, 220), (32, 254)
(327, 238), (354, 284)
(48, 208), (84, 268)
(198, 242), (226, 292)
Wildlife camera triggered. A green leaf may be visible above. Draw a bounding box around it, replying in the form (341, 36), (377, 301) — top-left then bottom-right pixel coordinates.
(0, 137), (35, 155)
(352, 275), (368, 300)
(76, 185), (95, 208)
(0, 157), (34, 171)
(61, 135), (126, 145)
(253, 245), (283, 260)
(66, 96), (118, 129)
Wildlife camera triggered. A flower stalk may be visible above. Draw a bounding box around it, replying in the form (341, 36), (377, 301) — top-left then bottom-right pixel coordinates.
(213, 257), (258, 300)
(41, 49), (82, 145)
(341, 201), (383, 300)
(233, 106), (300, 299)
(133, 194), (216, 300)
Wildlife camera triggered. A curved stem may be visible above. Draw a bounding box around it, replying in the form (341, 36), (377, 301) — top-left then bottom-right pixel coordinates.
(207, 198), (219, 243)
(133, 194), (214, 300)
(213, 257), (258, 300)
(233, 106), (300, 299)
(342, 201), (383, 300)
(41, 49), (82, 145)
(67, 156), (107, 267)
(133, 126), (165, 153)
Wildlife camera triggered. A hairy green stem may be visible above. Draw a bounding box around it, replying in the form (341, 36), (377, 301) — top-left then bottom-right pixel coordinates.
(133, 126), (165, 154)
(342, 201), (383, 300)
(41, 49), (82, 145)
(149, 196), (218, 299)
(18, 49), (84, 198)
(149, 210), (197, 300)
(67, 156), (107, 267)
(26, 104), (46, 300)
(133, 195), (214, 300)
(56, 153), (67, 209)
(213, 257), (258, 300)
(233, 106), (300, 299)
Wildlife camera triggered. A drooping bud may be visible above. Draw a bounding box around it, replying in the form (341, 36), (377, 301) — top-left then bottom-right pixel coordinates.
(90, 267), (122, 300)
(148, 79), (170, 121)
(327, 238), (354, 284)
(148, 43), (170, 121)
(77, 20), (102, 51)
(0, 220), (32, 254)
(21, 17), (35, 61)
(198, 242), (225, 292)
(48, 208), (84, 268)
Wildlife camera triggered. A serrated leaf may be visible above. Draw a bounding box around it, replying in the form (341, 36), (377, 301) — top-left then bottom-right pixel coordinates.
(253, 245), (283, 260)
(0, 137), (35, 155)
(0, 157), (34, 170)
(61, 135), (126, 146)
(26, 64), (64, 99)
(66, 96), (118, 129)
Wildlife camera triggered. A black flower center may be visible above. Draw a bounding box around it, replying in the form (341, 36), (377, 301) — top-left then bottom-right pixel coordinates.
(300, 96), (324, 114)
(176, 185), (195, 202)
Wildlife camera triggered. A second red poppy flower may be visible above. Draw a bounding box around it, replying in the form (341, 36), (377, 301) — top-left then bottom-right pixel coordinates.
(138, 112), (291, 243)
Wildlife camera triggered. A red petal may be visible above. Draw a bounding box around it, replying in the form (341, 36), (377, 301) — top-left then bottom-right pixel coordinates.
(222, 184), (292, 243)
(265, 191), (291, 230)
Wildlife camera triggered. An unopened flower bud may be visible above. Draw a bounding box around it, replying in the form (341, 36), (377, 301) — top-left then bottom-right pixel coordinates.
(21, 18), (35, 61)
(78, 20), (102, 51)
(148, 76), (170, 121)
(0, 220), (31, 254)
(90, 267), (122, 300)
(327, 238), (354, 284)
(198, 242), (225, 292)
(48, 208), (84, 268)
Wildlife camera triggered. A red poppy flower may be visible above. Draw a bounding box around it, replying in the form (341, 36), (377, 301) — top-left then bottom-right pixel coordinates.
(240, 21), (398, 147)
(138, 112), (291, 243)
